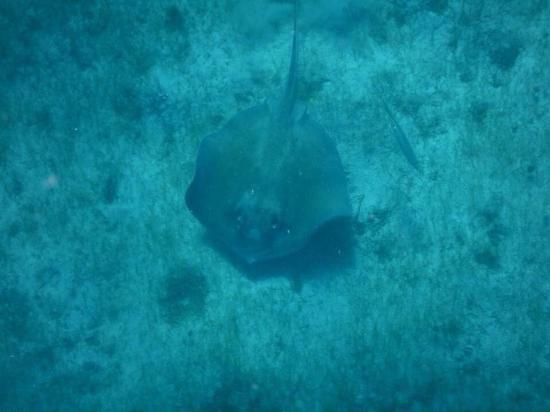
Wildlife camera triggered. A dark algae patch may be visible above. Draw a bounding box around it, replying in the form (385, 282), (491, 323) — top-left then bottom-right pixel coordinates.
(487, 34), (523, 71)
(158, 264), (208, 324)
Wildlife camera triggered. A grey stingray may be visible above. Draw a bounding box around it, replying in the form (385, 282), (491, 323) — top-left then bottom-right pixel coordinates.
(185, 1), (351, 264)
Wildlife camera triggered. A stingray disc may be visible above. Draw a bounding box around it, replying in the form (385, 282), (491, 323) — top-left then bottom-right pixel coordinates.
(186, 103), (351, 263)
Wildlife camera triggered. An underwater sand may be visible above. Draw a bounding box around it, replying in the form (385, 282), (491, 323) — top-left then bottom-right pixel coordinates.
(1, 0), (549, 410)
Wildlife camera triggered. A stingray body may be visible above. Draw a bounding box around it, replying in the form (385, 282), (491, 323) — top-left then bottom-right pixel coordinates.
(186, 2), (351, 263)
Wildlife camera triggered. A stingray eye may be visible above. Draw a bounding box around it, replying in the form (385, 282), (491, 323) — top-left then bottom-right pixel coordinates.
(226, 206), (246, 228)
(270, 214), (281, 231)
(269, 214), (287, 236)
(235, 210), (248, 231)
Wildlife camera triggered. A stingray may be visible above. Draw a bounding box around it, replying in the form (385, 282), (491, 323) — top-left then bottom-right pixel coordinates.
(185, 1), (351, 264)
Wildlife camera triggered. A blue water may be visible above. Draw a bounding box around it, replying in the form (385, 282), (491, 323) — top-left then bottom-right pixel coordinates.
(1, 1), (549, 410)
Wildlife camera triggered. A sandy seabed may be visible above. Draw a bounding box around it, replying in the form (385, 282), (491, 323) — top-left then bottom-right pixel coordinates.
(1, 1), (549, 410)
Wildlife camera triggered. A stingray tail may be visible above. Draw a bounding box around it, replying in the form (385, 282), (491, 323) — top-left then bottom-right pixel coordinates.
(279, 0), (298, 124)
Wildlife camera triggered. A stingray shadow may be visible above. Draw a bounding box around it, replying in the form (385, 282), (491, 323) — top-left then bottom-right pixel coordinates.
(202, 219), (355, 287)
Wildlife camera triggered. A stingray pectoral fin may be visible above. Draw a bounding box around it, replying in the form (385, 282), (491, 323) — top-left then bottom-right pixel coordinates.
(286, 116), (352, 233)
(185, 131), (222, 227)
(185, 104), (271, 234)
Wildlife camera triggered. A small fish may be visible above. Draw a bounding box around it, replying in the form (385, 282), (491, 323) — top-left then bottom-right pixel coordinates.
(376, 87), (421, 171)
